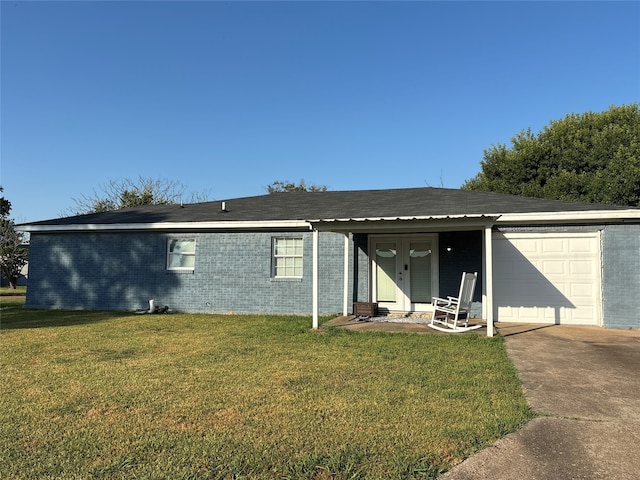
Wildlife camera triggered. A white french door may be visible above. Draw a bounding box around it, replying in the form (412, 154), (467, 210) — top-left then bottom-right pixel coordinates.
(370, 235), (438, 312)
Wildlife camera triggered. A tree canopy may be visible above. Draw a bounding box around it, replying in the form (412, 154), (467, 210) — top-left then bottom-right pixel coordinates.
(463, 104), (640, 207)
(267, 179), (328, 194)
(0, 186), (29, 288)
(0, 192), (10, 218)
(70, 177), (210, 214)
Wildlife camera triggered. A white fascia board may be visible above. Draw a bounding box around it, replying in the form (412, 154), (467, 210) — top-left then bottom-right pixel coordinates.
(310, 215), (499, 232)
(19, 220), (313, 232)
(497, 210), (640, 224)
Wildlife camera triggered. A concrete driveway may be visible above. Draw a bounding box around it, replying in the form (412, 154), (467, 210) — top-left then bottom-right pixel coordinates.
(443, 323), (640, 480)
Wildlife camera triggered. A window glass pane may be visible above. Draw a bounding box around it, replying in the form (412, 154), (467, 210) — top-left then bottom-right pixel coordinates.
(182, 241), (196, 253)
(168, 255), (182, 268)
(409, 242), (432, 303)
(179, 255), (196, 268)
(169, 239), (195, 253)
(275, 258), (283, 272)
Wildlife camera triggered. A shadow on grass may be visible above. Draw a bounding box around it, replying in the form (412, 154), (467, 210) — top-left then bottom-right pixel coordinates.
(0, 297), (128, 330)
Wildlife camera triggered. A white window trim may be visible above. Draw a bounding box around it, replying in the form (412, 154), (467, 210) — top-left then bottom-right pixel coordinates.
(272, 237), (304, 278)
(166, 238), (196, 271)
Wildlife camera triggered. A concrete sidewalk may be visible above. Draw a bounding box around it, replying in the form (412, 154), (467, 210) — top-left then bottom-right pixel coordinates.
(442, 324), (640, 480)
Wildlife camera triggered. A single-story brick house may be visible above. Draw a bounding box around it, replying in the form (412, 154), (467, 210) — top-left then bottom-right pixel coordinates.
(19, 187), (640, 335)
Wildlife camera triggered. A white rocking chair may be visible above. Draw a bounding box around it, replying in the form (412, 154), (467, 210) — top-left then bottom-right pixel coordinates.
(429, 272), (482, 333)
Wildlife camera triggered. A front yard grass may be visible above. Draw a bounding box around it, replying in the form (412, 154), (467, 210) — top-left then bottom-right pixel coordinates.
(0, 297), (534, 479)
(0, 285), (26, 296)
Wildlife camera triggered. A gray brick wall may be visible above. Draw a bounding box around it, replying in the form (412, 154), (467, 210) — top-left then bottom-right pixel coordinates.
(26, 230), (352, 315)
(26, 224), (640, 327)
(26, 232), (169, 311)
(601, 224), (640, 329)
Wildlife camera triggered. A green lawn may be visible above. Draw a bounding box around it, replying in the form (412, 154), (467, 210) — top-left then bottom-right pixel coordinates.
(0, 298), (534, 479)
(0, 285), (26, 296)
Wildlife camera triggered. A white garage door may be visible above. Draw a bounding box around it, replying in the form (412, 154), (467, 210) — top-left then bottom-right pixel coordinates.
(493, 232), (601, 325)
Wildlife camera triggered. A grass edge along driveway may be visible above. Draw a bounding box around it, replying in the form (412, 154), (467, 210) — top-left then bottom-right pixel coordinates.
(0, 298), (534, 479)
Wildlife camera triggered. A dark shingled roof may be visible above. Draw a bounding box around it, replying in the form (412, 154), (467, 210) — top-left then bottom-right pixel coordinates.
(22, 187), (637, 228)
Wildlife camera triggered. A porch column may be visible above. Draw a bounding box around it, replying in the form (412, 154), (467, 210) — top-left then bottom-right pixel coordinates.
(312, 228), (319, 329)
(343, 233), (350, 316)
(483, 225), (494, 337)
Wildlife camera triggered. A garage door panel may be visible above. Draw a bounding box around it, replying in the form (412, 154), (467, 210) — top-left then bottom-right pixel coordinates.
(493, 232), (601, 326)
(514, 239), (540, 253)
(570, 238), (596, 253)
(542, 239), (565, 253)
(570, 282), (596, 297)
(517, 309), (545, 322)
(543, 261), (566, 275)
(570, 261), (594, 275)
(498, 306), (558, 323)
(572, 308), (596, 321)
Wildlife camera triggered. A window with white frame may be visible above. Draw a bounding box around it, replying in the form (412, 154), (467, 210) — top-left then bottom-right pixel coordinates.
(167, 238), (196, 271)
(272, 237), (303, 278)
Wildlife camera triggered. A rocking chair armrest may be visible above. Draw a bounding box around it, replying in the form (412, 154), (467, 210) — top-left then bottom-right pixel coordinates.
(432, 296), (453, 306)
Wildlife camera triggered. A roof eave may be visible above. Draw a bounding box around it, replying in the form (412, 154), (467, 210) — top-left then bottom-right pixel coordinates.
(18, 209), (640, 233)
(18, 220), (314, 233)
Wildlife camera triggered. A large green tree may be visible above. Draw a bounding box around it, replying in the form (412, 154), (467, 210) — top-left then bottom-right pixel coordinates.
(70, 177), (210, 214)
(0, 187), (29, 289)
(463, 104), (640, 207)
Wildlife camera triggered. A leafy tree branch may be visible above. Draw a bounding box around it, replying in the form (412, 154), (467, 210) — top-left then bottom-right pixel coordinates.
(69, 176), (210, 214)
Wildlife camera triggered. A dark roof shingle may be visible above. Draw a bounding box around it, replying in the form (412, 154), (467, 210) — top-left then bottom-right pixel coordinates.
(22, 187), (637, 227)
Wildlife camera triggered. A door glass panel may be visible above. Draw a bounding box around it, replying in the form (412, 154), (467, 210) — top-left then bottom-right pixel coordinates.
(376, 243), (397, 302)
(409, 241), (431, 303)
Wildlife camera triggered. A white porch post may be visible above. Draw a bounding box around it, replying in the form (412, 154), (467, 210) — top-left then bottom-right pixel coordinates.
(343, 233), (350, 316)
(312, 228), (319, 329)
(483, 225), (494, 337)
(482, 232), (487, 321)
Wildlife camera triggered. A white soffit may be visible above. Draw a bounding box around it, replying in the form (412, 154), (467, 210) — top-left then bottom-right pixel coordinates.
(309, 214), (499, 232)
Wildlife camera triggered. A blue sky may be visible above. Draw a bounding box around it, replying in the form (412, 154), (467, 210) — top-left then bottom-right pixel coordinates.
(2, 1), (639, 223)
